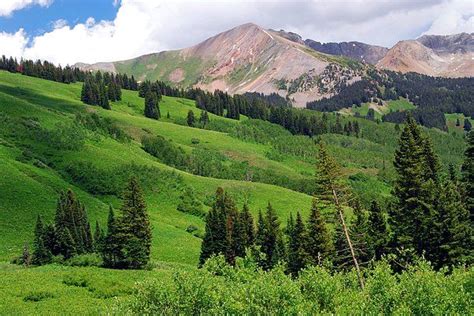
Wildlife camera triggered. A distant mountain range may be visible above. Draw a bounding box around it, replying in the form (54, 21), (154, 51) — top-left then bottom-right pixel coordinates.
(76, 23), (474, 106)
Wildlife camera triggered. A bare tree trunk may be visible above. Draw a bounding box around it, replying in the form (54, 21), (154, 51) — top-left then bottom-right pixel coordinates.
(332, 189), (365, 289)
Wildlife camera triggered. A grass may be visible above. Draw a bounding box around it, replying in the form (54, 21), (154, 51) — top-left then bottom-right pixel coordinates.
(0, 70), (469, 314)
(341, 98), (416, 119)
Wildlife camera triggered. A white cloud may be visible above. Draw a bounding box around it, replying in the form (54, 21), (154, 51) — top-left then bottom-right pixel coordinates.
(1, 0), (473, 65)
(0, 29), (28, 58)
(0, 0), (53, 17)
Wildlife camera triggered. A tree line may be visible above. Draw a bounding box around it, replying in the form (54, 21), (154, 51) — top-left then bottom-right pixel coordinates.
(306, 70), (474, 130)
(29, 178), (152, 269)
(199, 121), (473, 276)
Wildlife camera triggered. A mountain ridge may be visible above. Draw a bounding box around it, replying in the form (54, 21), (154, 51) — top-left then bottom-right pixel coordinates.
(76, 24), (474, 105)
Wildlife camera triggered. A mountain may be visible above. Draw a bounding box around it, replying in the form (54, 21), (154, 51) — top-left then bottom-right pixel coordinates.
(377, 33), (474, 78)
(304, 39), (388, 64)
(77, 23), (366, 107)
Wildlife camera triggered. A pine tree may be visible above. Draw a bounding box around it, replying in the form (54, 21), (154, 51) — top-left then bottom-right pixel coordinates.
(144, 91), (160, 120)
(93, 221), (105, 253)
(240, 204), (255, 248)
(117, 178), (152, 269)
(436, 180), (473, 267)
(461, 131), (474, 224)
(287, 212), (308, 276)
(32, 215), (51, 265)
(390, 114), (432, 254)
(305, 198), (333, 266)
(367, 201), (388, 260)
(199, 110), (210, 126)
(187, 110), (196, 127)
(98, 81), (110, 110)
(224, 199), (243, 265)
(314, 141), (343, 208)
(102, 206), (120, 268)
(199, 188), (227, 265)
(255, 203), (284, 270)
(350, 204), (370, 264)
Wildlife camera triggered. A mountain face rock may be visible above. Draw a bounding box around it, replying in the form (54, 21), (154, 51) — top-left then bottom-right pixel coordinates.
(77, 23), (365, 107)
(304, 40), (388, 64)
(377, 33), (474, 78)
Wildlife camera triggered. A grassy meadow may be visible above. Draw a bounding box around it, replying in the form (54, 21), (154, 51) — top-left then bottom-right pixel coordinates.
(0, 70), (470, 314)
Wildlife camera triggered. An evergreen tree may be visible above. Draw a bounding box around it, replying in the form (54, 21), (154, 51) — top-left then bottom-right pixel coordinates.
(390, 114), (435, 256)
(255, 203), (284, 270)
(314, 141), (344, 208)
(367, 201), (388, 260)
(187, 110), (196, 127)
(144, 91), (160, 120)
(199, 110), (210, 126)
(435, 180), (473, 267)
(240, 204), (255, 248)
(117, 178), (152, 269)
(199, 188), (228, 265)
(287, 212), (308, 276)
(305, 198), (333, 266)
(32, 215), (51, 265)
(461, 131), (474, 224)
(93, 221), (105, 253)
(102, 206), (120, 268)
(350, 204), (370, 264)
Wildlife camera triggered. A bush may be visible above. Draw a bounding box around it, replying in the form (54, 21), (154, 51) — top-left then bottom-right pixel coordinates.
(63, 273), (90, 288)
(121, 256), (473, 315)
(23, 291), (54, 302)
(64, 253), (102, 267)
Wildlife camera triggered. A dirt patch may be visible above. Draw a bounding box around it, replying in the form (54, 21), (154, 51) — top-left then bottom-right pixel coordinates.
(169, 68), (185, 83)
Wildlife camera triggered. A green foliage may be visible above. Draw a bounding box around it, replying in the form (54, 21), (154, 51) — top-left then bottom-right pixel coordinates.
(176, 186), (205, 218)
(144, 90), (160, 119)
(103, 178), (152, 269)
(141, 135), (188, 169)
(123, 255), (474, 315)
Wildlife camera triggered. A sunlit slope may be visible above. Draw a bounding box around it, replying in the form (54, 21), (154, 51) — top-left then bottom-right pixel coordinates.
(0, 71), (313, 264)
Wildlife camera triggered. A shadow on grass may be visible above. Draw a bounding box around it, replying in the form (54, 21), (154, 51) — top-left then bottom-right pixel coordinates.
(0, 83), (88, 115)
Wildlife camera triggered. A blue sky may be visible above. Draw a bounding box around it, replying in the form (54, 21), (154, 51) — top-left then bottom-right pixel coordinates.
(0, 0), (472, 65)
(0, 0), (117, 37)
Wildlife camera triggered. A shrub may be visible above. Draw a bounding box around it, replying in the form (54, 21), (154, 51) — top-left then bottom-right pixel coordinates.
(65, 253), (102, 267)
(23, 291), (54, 302)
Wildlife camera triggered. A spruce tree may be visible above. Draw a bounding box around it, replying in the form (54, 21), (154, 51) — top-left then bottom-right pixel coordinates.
(199, 188), (228, 265)
(305, 198), (333, 266)
(102, 206), (119, 268)
(240, 204), (255, 248)
(390, 114), (432, 254)
(436, 180), (473, 267)
(93, 221), (105, 253)
(255, 203), (284, 270)
(144, 90), (160, 120)
(287, 212), (308, 276)
(461, 131), (474, 224)
(350, 204), (370, 264)
(187, 110), (196, 127)
(199, 110), (210, 126)
(117, 178), (152, 269)
(367, 201), (388, 260)
(32, 215), (51, 265)
(314, 141), (343, 208)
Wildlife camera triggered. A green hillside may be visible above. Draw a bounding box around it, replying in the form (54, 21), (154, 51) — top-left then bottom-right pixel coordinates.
(0, 71), (470, 314)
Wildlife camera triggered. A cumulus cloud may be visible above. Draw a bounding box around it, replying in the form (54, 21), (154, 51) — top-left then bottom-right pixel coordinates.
(1, 0), (473, 65)
(0, 29), (28, 57)
(0, 0), (53, 17)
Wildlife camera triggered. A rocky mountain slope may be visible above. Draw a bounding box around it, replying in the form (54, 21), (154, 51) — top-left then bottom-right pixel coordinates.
(77, 23), (365, 107)
(304, 39), (388, 64)
(377, 33), (474, 78)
